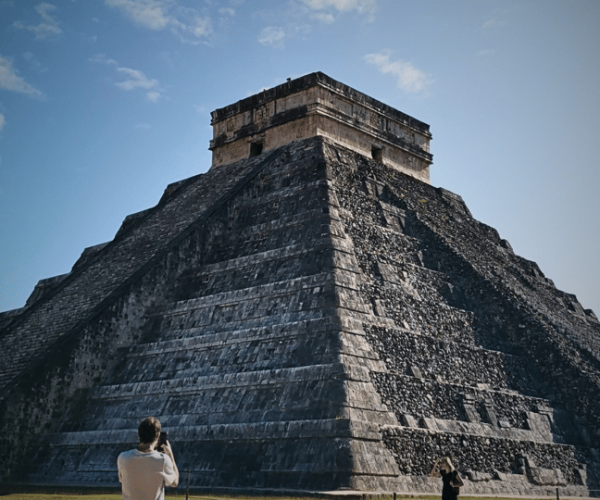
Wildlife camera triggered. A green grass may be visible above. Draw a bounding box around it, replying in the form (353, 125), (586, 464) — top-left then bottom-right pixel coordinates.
(0, 495), (122, 500)
(0, 496), (421, 500)
(0, 495), (563, 500)
(0, 486), (562, 500)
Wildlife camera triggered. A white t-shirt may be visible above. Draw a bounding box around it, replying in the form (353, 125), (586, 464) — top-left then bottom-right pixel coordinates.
(117, 449), (177, 500)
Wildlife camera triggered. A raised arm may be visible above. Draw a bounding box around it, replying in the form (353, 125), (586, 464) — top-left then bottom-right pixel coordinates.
(451, 470), (464, 487)
(162, 441), (180, 487)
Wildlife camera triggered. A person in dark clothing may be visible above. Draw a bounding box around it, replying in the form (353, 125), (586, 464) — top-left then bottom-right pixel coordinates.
(431, 457), (464, 500)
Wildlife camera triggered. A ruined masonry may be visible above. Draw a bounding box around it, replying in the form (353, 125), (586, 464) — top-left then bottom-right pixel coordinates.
(1, 72), (599, 496)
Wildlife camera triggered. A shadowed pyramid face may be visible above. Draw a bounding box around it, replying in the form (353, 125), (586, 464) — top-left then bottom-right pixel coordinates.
(1, 74), (599, 496)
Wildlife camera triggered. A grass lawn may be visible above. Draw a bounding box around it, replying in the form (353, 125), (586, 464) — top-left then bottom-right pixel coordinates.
(0, 494), (563, 500)
(0, 486), (563, 500)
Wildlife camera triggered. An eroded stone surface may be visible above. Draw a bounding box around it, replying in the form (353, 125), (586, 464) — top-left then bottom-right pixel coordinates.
(210, 72), (432, 182)
(1, 74), (599, 496)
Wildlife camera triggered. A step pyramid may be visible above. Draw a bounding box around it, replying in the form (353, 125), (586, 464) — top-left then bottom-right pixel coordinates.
(0, 73), (598, 496)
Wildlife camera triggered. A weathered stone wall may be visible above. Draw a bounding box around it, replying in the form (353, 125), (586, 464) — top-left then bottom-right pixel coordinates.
(1, 135), (599, 495)
(382, 427), (582, 480)
(210, 72), (432, 181)
(0, 156), (263, 392)
(1, 138), (397, 490)
(325, 138), (600, 493)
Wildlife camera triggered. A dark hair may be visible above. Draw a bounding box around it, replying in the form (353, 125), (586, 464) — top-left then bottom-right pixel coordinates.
(138, 416), (161, 444)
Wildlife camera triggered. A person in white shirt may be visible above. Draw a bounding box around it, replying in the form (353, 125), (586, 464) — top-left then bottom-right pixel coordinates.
(117, 417), (179, 500)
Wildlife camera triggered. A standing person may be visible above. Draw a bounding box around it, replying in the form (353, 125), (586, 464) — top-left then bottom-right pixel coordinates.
(117, 416), (179, 500)
(431, 456), (464, 500)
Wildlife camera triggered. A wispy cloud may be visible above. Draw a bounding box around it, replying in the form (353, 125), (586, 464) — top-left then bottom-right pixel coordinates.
(481, 6), (513, 30)
(23, 51), (48, 73)
(482, 16), (506, 30)
(218, 7), (235, 17)
(105, 0), (211, 43)
(0, 55), (44, 98)
(0, 113), (5, 132)
(115, 68), (161, 95)
(89, 53), (117, 65)
(90, 53), (164, 102)
(300, 0), (376, 22)
(13, 3), (62, 39)
(258, 26), (285, 49)
(312, 12), (334, 23)
(364, 51), (432, 94)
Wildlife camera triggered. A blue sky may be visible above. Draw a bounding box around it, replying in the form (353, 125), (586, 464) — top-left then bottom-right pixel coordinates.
(1, 0), (599, 317)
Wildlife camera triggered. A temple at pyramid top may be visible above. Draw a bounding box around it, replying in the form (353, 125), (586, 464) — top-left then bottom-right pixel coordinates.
(209, 72), (433, 182)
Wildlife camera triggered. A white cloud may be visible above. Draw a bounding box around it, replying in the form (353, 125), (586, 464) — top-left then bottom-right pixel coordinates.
(13, 3), (62, 39)
(481, 7), (513, 30)
(105, 0), (169, 29)
(312, 12), (334, 23)
(105, 0), (211, 43)
(146, 91), (160, 102)
(89, 53), (118, 66)
(91, 54), (164, 102)
(115, 67), (164, 102)
(23, 51), (48, 73)
(218, 7), (235, 16)
(300, 0), (376, 21)
(258, 26), (285, 49)
(482, 17), (506, 30)
(115, 67), (158, 90)
(0, 113), (5, 132)
(0, 55), (44, 98)
(301, 0), (374, 13)
(364, 51), (432, 94)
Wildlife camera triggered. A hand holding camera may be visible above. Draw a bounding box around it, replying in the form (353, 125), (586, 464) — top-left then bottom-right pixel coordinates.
(157, 432), (169, 453)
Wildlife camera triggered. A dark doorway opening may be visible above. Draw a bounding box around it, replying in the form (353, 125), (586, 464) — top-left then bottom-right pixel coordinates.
(371, 146), (383, 163)
(250, 141), (264, 157)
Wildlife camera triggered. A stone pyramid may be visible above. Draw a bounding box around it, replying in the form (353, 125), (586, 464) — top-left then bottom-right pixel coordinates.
(1, 73), (599, 496)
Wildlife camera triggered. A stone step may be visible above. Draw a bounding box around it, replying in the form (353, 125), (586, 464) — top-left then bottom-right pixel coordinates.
(367, 326), (532, 391)
(129, 317), (337, 356)
(66, 357), (396, 430)
(382, 425), (585, 481)
(30, 433), (397, 490)
(117, 321), (382, 384)
(90, 362), (377, 400)
(52, 418), (382, 446)
(233, 177), (329, 208)
(372, 371), (555, 431)
(176, 237), (336, 300)
(169, 272), (338, 311)
(412, 415), (553, 442)
(0, 150), (286, 391)
(146, 271), (373, 343)
(74, 393), (394, 432)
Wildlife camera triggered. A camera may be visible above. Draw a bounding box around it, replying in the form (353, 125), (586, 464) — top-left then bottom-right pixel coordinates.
(157, 431), (168, 452)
